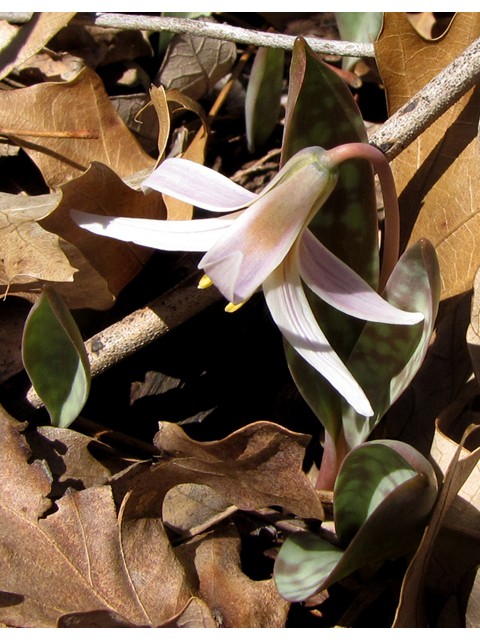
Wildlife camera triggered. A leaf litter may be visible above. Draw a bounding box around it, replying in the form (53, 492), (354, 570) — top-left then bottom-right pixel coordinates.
(2, 10), (480, 628)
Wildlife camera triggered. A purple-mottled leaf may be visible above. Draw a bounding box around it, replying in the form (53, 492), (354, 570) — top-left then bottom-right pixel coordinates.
(245, 46), (284, 153)
(142, 157), (256, 212)
(274, 440), (437, 602)
(282, 38), (380, 471)
(341, 239), (441, 450)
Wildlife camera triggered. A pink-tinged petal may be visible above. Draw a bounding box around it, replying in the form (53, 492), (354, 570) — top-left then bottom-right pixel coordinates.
(141, 158), (257, 212)
(263, 254), (374, 417)
(298, 230), (424, 325)
(199, 153), (338, 305)
(70, 210), (232, 252)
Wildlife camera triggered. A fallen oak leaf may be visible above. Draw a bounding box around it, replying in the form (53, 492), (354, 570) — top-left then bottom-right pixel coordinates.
(0, 405), (193, 628)
(393, 424), (480, 627)
(177, 521), (289, 628)
(0, 191), (75, 286)
(26, 426), (136, 499)
(0, 66), (154, 188)
(0, 12), (76, 81)
(113, 421), (324, 522)
(159, 597), (217, 628)
(156, 27), (237, 102)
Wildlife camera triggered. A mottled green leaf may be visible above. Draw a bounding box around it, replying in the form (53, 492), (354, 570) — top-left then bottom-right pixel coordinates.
(335, 12), (383, 71)
(274, 531), (343, 603)
(245, 46), (284, 153)
(22, 285), (90, 428)
(274, 440), (437, 602)
(341, 239), (441, 450)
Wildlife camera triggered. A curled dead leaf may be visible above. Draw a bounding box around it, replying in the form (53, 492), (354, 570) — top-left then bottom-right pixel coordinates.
(0, 66), (154, 188)
(113, 421), (324, 522)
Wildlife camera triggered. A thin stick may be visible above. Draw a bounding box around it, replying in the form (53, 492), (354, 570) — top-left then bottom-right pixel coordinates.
(369, 35), (480, 161)
(0, 12), (375, 59)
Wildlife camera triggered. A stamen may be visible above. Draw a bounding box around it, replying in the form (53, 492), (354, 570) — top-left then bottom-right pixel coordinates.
(225, 301), (246, 313)
(198, 274), (213, 289)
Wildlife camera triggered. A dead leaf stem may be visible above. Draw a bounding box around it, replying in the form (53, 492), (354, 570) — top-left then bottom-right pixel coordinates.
(0, 128), (99, 139)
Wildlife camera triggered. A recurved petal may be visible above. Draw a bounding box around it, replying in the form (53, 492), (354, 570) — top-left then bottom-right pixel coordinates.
(141, 158), (257, 212)
(199, 158), (338, 305)
(70, 210), (233, 252)
(298, 230), (424, 325)
(263, 254), (374, 417)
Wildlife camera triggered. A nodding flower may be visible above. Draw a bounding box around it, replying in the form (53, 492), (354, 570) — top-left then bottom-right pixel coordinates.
(71, 145), (423, 417)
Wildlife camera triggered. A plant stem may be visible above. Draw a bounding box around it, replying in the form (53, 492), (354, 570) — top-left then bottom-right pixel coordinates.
(326, 142), (400, 291)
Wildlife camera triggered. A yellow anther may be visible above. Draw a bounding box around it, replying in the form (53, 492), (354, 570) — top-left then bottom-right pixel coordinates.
(198, 274), (213, 289)
(225, 300), (246, 313)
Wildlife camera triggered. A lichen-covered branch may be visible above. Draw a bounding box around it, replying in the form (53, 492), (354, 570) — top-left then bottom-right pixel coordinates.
(369, 36), (480, 160)
(0, 11), (375, 58)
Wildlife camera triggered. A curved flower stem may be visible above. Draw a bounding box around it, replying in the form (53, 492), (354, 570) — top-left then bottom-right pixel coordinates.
(325, 142), (400, 292)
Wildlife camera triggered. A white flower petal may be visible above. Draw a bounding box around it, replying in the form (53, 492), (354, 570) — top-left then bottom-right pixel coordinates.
(199, 157), (338, 305)
(299, 230), (424, 325)
(70, 210), (232, 252)
(263, 253), (374, 417)
(141, 158), (257, 212)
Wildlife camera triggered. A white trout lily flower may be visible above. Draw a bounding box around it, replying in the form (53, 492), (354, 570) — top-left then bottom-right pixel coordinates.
(71, 145), (423, 417)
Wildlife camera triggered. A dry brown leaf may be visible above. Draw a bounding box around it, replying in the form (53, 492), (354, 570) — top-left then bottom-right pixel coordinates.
(163, 483), (237, 537)
(0, 12), (76, 81)
(180, 521), (289, 628)
(406, 12), (438, 39)
(57, 609), (136, 627)
(0, 405), (193, 628)
(111, 421), (324, 537)
(26, 426), (134, 499)
(159, 597), (217, 628)
(50, 24), (153, 69)
(375, 12), (480, 301)
(0, 191), (74, 286)
(12, 51), (85, 84)
(115, 421), (323, 521)
(145, 86), (211, 221)
(394, 424), (480, 627)
(0, 66), (154, 188)
(156, 29), (237, 102)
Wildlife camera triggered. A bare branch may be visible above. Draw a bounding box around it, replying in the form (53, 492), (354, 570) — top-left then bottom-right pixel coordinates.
(0, 11), (375, 58)
(369, 36), (480, 160)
